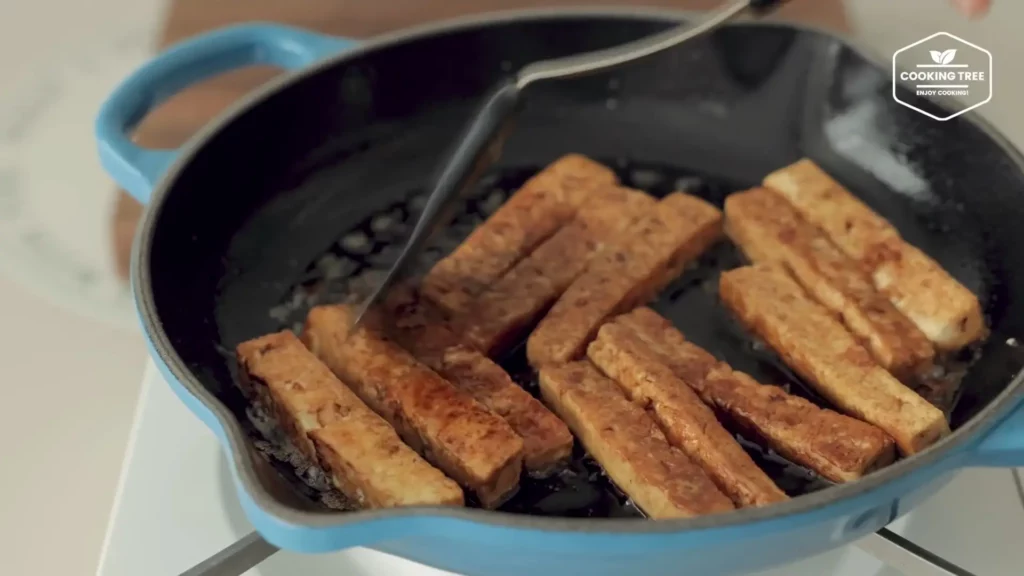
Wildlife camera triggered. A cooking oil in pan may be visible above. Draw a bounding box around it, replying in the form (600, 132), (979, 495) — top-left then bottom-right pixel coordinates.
(251, 161), (969, 516)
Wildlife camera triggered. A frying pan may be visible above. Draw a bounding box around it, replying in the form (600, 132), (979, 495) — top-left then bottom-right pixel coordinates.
(95, 7), (1024, 576)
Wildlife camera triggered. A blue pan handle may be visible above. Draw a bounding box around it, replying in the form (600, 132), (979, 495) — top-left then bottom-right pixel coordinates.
(969, 396), (1024, 467)
(96, 23), (355, 204)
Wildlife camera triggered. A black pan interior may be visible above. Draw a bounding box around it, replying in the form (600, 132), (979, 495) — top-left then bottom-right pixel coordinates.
(146, 15), (1024, 515)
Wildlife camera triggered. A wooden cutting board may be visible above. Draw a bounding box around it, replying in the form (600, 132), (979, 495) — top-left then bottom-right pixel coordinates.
(112, 0), (849, 280)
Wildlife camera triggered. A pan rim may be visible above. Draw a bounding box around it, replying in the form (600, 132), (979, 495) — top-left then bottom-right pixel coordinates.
(131, 5), (1024, 536)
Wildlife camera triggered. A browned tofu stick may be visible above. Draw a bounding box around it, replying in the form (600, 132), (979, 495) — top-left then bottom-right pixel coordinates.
(236, 331), (464, 508)
(702, 368), (897, 482)
(719, 265), (950, 455)
(527, 192), (723, 368)
(382, 287), (574, 477)
(302, 304), (524, 508)
(724, 187), (934, 379)
(538, 362), (735, 519)
(615, 308), (897, 483)
(421, 154), (618, 315)
(381, 284), (462, 369)
(587, 322), (787, 507)
(763, 159), (985, 350)
(459, 186), (656, 356)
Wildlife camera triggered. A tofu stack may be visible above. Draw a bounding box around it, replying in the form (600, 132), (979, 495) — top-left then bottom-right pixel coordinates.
(763, 159), (985, 351)
(457, 185), (656, 357)
(421, 156), (756, 517)
(229, 154), (981, 522)
(715, 157), (986, 455)
(538, 362), (736, 518)
(526, 192), (723, 367)
(724, 187), (935, 381)
(236, 331), (464, 509)
(303, 304), (525, 509)
(586, 317), (789, 507)
(380, 285), (574, 478)
(719, 264), (950, 455)
(420, 154), (618, 316)
(608, 308), (897, 483)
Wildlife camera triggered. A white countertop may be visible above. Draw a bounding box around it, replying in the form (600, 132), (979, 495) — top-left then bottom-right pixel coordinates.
(5, 1), (1024, 575)
(0, 1), (161, 575)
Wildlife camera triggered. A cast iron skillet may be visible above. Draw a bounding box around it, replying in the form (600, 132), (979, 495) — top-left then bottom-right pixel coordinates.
(96, 7), (1024, 576)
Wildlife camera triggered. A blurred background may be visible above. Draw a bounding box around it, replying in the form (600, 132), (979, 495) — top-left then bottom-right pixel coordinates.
(0, 0), (1021, 574)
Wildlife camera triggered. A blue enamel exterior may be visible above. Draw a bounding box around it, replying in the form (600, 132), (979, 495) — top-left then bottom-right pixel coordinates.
(101, 20), (1024, 576)
(95, 23), (355, 204)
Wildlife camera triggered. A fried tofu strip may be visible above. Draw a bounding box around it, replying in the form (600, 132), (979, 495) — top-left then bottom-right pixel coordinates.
(439, 347), (574, 476)
(421, 154), (618, 315)
(719, 265), (950, 455)
(763, 159), (985, 350)
(381, 287), (574, 476)
(702, 368), (897, 482)
(587, 323), (787, 507)
(724, 188), (934, 379)
(235, 331), (463, 508)
(615, 308), (897, 482)
(459, 187), (656, 356)
(381, 285), (462, 369)
(302, 304), (524, 508)
(527, 192), (723, 367)
(538, 362), (735, 519)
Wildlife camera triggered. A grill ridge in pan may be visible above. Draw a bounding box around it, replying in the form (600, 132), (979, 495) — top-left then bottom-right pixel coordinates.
(245, 159), (977, 517)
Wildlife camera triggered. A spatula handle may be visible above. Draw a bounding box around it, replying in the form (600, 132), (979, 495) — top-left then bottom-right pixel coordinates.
(515, 0), (754, 88)
(748, 0), (792, 14)
(178, 531), (278, 576)
(349, 78), (522, 327)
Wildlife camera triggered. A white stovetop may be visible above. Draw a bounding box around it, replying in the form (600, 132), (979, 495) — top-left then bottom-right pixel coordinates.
(98, 363), (1024, 576)
(5, 0), (1024, 574)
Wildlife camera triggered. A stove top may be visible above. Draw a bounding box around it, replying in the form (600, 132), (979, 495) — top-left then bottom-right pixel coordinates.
(97, 363), (1024, 576)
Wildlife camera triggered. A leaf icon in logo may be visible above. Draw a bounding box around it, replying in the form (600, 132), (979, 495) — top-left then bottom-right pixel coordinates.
(929, 49), (958, 65)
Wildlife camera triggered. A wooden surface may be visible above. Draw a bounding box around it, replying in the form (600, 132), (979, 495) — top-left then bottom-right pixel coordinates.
(112, 0), (849, 280)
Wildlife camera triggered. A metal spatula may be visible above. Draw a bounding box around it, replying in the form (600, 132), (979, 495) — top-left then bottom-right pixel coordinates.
(184, 4), (790, 575)
(349, 0), (791, 328)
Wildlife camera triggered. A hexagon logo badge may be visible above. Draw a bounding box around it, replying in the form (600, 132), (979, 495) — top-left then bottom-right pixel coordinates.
(892, 32), (992, 121)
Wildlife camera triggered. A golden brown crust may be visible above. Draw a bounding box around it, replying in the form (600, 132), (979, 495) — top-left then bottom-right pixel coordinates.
(763, 159), (899, 263)
(235, 331), (463, 508)
(718, 265), (950, 455)
(587, 323), (787, 507)
(381, 287), (574, 476)
(615, 308), (897, 482)
(302, 304), (524, 508)
(458, 187), (656, 356)
(724, 187), (934, 379)
(538, 362), (735, 519)
(526, 193), (723, 368)
(612, 308), (721, 386)
(872, 241), (987, 351)
(381, 284), (461, 369)
(440, 346), (574, 476)
(702, 368), (896, 482)
(763, 159), (985, 350)
(421, 154), (618, 315)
